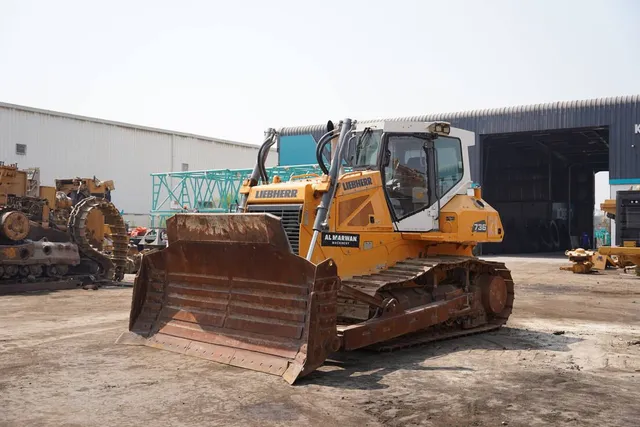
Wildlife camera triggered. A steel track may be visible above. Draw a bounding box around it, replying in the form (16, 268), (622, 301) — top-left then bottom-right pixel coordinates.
(0, 197), (129, 287)
(337, 256), (515, 351)
(68, 197), (129, 281)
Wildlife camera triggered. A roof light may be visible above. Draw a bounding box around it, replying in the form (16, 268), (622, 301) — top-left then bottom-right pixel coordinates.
(427, 122), (451, 136)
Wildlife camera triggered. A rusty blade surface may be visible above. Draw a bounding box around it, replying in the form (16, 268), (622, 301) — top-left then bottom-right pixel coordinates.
(117, 213), (340, 384)
(165, 212), (292, 250)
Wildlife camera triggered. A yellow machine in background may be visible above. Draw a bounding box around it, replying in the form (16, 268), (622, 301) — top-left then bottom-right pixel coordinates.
(597, 190), (640, 272)
(55, 176), (115, 199)
(0, 162), (128, 286)
(0, 164), (27, 203)
(119, 119), (515, 384)
(561, 190), (640, 274)
(0, 164), (54, 228)
(53, 176), (115, 235)
(54, 177), (140, 274)
(562, 248), (617, 274)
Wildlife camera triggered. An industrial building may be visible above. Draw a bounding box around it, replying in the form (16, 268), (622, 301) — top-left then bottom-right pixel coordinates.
(0, 102), (273, 226)
(276, 95), (640, 254)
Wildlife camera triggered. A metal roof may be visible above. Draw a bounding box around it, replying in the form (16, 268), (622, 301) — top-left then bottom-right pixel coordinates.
(279, 94), (640, 137)
(0, 101), (259, 149)
(276, 94), (640, 181)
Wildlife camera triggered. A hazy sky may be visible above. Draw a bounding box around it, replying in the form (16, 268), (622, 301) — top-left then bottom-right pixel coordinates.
(1, 0), (638, 206)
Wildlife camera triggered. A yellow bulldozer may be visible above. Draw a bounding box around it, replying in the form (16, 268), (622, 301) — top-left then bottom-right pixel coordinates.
(118, 119), (515, 383)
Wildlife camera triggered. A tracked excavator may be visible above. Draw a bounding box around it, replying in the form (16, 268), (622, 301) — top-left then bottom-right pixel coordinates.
(0, 163), (128, 288)
(118, 119), (514, 384)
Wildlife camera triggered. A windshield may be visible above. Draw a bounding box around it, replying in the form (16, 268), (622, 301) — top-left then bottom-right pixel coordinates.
(352, 129), (382, 168)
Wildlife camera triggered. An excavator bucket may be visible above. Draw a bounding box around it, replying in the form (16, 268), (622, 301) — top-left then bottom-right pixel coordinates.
(116, 213), (340, 384)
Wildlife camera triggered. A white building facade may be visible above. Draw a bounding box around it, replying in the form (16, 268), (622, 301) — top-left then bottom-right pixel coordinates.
(0, 102), (274, 225)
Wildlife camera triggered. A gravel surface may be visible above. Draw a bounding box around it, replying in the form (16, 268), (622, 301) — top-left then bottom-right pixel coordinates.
(1, 256), (639, 426)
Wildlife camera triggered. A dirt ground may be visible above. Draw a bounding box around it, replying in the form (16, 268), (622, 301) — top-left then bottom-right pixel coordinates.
(1, 256), (639, 427)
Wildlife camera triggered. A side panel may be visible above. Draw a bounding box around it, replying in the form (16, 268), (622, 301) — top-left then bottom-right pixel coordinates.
(331, 171), (395, 233)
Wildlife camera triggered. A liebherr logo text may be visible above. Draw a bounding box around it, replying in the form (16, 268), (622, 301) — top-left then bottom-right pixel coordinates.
(342, 177), (373, 191)
(254, 189), (298, 199)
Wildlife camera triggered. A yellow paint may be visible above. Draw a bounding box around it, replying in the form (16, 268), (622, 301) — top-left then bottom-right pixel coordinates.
(600, 199), (616, 217)
(0, 164), (28, 206)
(39, 186), (56, 207)
(86, 209), (106, 247)
(2, 247), (17, 259)
(598, 245), (640, 267)
(55, 177), (114, 196)
(244, 169), (504, 279)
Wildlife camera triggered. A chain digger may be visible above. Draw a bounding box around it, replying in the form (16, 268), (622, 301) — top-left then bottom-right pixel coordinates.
(117, 119), (514, 384)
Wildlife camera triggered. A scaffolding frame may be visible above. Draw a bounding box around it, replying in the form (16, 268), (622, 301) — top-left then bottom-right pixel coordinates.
(149, 164), (324, 226)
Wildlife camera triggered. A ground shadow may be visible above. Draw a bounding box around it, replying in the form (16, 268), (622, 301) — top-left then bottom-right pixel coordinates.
(0, 281), (81, 296)
(482, 252), (567, 260)
(0, 280), (132, 297)
(297, 327), (583, 390)
(100, 283), (135, 290)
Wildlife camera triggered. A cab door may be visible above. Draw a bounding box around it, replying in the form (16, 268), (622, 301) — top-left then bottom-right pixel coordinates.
(382, 130), (469, 232)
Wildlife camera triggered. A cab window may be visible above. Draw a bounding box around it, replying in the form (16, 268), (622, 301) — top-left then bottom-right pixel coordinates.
(383, 135), (430, 219)
(352, 129), (382, 168)
(435, 136), (463, 195)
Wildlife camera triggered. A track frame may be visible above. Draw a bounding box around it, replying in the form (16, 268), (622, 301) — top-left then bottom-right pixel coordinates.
(336, 257), (514, 351)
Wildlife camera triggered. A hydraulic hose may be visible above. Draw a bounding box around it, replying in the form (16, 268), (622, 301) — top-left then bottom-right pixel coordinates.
(238, 130), (277, 211)
(315, 130), (336, 175)
(256, 143), (267, 183)
(257, 133), (276, 184)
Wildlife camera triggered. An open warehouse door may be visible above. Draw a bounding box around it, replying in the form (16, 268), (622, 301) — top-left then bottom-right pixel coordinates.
(480, 126), (609, 255)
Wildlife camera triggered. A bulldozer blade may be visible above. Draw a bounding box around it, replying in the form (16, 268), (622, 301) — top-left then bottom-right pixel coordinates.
(116, 213), (340, 384)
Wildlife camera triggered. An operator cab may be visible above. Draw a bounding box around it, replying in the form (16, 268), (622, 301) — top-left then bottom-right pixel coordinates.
(345, 121), (473, 232)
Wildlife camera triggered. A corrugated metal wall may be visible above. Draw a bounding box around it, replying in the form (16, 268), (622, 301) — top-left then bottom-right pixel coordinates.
(0, 104), (272, 224)
(278, 95), (640, 182)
